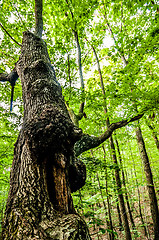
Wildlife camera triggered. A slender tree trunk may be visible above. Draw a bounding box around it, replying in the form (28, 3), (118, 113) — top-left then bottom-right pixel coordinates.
(65, 1), (85, 120)
(92, 44), (132, 240)
(136, 122), (159, 240)
(108, 142), (123, 232)
(96, 172), (113, 240)
(127, 133), (149, 238)
(102, 6), (159, 238)
(73, 31), (84, 91)
(116, 195), (123, 231)
(66, 31), (85, 126)
(77, 189), (84, 215)
(147, 123), (159, 150)
(115, 137), (137, 234)
(2, 32), (91, 240)
(141, 186), (151, 239)
(35, 0), (43, 37)
(102, 145), (115, 240)
(91, 150), (112, 238)
(67, 53), (71, 89)
(73, 30), (85, 115)
(137, 183), (150, 238)
(109, 136), (132, 240)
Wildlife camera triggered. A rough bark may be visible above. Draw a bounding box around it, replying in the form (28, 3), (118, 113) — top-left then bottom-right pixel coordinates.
(2, 31), (90, 240)
(136, 123), (159, 240)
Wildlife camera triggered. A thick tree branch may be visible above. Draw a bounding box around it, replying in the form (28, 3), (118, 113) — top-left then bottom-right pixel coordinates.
(67, 104), (85, 128)
(0, 23), (21, 47)
(0, 73), (10, 82)
(35, 0), (43, 37)
(74, 113), (144, 156)
(0, 68), (18, 84)
(0, 68), (19, 111)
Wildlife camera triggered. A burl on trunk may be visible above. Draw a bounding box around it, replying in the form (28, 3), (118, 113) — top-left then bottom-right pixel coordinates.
(2, 32), (91, 240)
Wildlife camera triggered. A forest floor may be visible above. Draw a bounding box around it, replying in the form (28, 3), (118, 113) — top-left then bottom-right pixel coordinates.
(89, 220), (154, 240)
(89, 224), (154, 240)
(86, 188), (155, 240)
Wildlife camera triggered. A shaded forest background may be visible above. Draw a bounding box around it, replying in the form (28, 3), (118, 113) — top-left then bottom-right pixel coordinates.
(0, 0), (159, 239)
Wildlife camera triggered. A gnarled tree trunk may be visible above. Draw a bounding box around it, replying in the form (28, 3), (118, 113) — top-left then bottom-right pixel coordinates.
(2, 31), (90, 240)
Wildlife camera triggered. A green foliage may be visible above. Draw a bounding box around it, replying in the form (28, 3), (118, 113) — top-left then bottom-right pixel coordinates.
(0, 0), (159, 238)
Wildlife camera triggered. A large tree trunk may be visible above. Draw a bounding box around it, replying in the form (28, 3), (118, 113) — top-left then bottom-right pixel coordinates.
(2, 31), (90, 240)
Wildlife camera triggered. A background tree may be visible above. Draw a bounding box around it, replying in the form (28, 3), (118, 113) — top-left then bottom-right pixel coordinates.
(0, 0), (159, 239)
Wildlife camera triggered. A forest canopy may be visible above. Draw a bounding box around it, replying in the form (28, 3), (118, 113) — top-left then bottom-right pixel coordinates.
(0, 0), (159, 239)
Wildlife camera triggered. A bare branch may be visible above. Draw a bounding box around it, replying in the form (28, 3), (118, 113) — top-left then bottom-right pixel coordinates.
(74, 113), (144, 156)
(0, 23), (22, 47)
(13, 3), (28, 31)
(0, 52), (16, 61)
(82, 48), (92, 65)
(99, 113), (144, 142)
